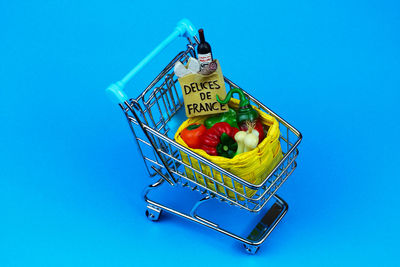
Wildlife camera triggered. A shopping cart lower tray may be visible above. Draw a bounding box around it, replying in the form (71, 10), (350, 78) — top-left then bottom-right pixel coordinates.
(106, 19), (302, 254)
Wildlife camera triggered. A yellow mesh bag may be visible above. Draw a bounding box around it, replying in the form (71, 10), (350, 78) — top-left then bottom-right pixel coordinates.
(174, 99), (283, 199)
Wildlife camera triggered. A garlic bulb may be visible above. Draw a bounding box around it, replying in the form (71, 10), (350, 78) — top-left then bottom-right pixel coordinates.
(234, 121), (260, 154)
(234, 131), (247, 154)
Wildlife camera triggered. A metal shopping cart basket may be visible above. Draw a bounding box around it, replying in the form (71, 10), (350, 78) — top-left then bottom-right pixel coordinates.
(106, 19), (302, 254)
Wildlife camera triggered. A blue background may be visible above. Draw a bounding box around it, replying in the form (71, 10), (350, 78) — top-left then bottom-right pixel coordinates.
(1, 0), (399, 266)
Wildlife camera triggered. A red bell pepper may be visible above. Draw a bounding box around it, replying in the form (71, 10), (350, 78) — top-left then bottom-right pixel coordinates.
(200, 122), (239, 157)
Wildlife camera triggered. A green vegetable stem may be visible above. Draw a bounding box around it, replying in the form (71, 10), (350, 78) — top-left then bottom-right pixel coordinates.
(216, 88), (259, 125)
(216, 133), (238, 159)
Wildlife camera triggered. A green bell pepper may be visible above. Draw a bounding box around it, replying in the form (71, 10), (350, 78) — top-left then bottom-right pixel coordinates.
(204, 108), (239, 129)
(217, 88), (259, 124)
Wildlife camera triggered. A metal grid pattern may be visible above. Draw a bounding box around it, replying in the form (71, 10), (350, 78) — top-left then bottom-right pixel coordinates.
(120, 43), (302, 213)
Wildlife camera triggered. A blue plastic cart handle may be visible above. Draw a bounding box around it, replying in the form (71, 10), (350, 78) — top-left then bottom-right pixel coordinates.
(106, 18), (197, 103)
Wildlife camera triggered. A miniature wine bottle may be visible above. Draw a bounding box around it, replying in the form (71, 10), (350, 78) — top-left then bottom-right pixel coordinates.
(197, 29), (213, 70)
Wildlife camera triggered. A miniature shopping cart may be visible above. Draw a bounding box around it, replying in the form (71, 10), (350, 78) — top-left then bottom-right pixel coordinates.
(106, 19), (302, 254)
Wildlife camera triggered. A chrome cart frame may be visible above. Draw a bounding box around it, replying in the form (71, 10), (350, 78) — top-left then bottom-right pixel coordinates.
(106, 19), (302, 254)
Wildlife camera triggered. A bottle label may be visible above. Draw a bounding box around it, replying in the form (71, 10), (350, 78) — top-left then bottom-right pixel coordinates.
(198, 53), (212, 69)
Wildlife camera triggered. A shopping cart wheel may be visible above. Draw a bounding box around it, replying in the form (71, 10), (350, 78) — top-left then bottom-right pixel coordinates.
(243, 244), (259, 254)
(145, 205), (162, 221)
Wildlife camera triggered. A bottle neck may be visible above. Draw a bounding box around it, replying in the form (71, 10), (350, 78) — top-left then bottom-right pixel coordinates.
(199, 29), (205, 43)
